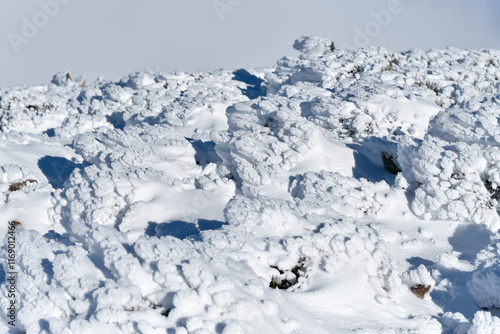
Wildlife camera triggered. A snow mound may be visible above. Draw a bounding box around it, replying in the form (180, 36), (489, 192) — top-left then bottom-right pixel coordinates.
(469, 232), (500, 309)
(467, 311), (500, 334)
(290, 170), (390, 218)
(293, 36), (333, 56)
(470, 266), (500, 309)
(400, 97), (500, 229)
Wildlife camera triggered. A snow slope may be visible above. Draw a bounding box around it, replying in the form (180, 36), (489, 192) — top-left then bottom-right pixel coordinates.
(1, 36), (500, 333)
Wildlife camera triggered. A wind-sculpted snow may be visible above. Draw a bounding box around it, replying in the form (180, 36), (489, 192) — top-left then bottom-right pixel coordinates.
(215, 97), (324, 196)
(289, 171), (390, 218)
(400, 96), (500, 229)
(1, 36), (500, 333)
(469, 232), (500, 310)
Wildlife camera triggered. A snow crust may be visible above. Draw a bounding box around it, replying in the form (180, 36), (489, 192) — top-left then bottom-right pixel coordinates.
(1, 36), (500, 333)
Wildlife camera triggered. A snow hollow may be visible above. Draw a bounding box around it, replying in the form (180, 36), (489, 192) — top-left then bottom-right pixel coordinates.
(1, 36), (500, 333)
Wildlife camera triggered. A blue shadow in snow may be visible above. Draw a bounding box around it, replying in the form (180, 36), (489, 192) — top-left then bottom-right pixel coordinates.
(232, 69), (267, 99)
(41, 258), (54, 285)
(186, 139), (223, 167)
(43, 230), (73, 246)
(448, 224), (492, 262)
(406, 257), (435, 271)
(146, 219), (227, 240)
(198, 219), (227, 231)
(39, 319), (50, 332)
(347, 143), (396, 186)
(0, 264), (4, 284)
(106, 111), (126, 130)
(299, 102), (314, 119)
(38, 156), (83, 189)
(44, 128), (56, 137)
(146, 221), (200, 240)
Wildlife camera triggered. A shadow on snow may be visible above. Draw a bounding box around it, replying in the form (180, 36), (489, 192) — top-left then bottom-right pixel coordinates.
(145, 219), (228, 240)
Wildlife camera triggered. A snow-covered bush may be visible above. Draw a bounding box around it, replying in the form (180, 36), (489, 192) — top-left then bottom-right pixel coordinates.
(289, 171), (390, 218)
(400, 97), (500, 230)
(469, 232), (500, 309)
(293, 36), (333, 56)
(467, 311), (500, 334)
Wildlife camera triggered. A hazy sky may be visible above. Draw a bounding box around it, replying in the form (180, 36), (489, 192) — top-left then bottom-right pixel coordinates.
(1, 0), (500, 88)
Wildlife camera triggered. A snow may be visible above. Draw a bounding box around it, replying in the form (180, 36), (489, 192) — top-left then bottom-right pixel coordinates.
(1, 36), (500, 333)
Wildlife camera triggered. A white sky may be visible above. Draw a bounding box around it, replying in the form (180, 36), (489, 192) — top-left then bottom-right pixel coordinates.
(1, 0), (499, 88)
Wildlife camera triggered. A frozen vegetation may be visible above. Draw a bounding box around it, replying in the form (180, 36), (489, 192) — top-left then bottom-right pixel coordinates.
(0, 36), (500, 333)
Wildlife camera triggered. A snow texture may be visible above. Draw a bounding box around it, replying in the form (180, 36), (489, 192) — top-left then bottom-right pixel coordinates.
(0, 36), (500, 333)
